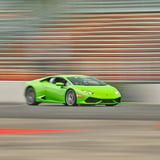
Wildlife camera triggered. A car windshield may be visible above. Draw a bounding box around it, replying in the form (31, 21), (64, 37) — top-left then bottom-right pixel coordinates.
(67, 77), (106, 86)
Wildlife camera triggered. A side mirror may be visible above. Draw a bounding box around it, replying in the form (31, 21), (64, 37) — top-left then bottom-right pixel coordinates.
(55, 82), (64, 87)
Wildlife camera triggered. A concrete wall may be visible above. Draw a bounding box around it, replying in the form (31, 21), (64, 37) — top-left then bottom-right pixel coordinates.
(0, 81), (26, 103)
(116, 84), (160, 104)
(0, 81), (159, 104)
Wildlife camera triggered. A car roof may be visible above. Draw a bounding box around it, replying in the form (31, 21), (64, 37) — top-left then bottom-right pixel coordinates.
(54, 75), (89, 78)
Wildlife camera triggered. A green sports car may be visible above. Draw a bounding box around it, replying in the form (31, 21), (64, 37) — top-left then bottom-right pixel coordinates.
(24, 75), (121, 106)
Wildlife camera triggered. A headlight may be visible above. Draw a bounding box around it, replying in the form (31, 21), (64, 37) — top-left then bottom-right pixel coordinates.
(83, 90), (93, 95)
(115, 90), (119, 95)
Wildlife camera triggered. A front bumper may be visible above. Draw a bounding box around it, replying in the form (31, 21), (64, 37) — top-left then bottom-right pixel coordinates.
(77, 96), (121, 105)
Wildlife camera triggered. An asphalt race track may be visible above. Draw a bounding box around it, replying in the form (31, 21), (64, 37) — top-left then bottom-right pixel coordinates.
(0, 103), (159, 120)
(0, 103), (160, 160)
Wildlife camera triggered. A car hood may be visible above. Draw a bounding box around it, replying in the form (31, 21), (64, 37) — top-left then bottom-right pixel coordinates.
(74, 85), (121, 98)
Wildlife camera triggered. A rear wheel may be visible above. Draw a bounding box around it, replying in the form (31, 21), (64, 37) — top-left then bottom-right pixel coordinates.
(25, 87), (40, 105)
(65, 89), (77, 106)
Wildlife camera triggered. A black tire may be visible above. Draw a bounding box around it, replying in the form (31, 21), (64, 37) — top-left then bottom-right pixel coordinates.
(105, 104), (117, 106)
(25, 87), (40, 105)
(65, 89), (77, 106)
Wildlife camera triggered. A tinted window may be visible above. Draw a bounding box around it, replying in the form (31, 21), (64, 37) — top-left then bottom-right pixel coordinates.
(67, 77), (106, 86)
(50, 77), (67, 85)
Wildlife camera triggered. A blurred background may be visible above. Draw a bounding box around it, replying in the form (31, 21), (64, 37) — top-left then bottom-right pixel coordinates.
(0, 2), (160, 160)
(0, 0), (160, 102)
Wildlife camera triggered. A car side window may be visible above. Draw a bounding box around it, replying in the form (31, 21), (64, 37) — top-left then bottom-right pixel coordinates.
(50, 77), (68, 86)
(49, 77), (55, 83)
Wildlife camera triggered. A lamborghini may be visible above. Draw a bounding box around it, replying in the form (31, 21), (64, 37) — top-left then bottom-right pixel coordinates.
(24, 75), (121, 106)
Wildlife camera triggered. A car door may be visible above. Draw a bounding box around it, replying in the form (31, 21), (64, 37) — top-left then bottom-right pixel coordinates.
(45, 77), (67, 102)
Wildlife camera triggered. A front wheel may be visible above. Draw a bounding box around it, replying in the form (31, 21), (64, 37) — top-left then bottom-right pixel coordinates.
(25, 87), (40, 105)
(65, 89), (77, 106)
(105, 104), (117, 106)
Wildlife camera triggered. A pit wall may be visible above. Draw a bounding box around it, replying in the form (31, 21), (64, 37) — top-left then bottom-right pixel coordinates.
(0, 81), (159, 104)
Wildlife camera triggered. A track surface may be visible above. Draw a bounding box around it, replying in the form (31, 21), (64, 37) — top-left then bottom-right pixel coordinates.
(0, 103), (159, 120)
(0, 103), (160, 160)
